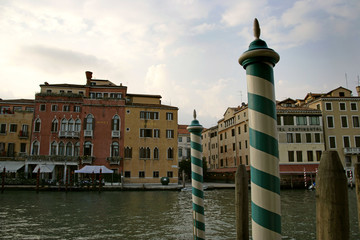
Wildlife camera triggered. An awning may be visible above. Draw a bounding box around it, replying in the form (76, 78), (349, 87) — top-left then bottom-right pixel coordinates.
(33, 164), (55, 173)
(75, 165), (113, 174)
(0, 161), (25, 173)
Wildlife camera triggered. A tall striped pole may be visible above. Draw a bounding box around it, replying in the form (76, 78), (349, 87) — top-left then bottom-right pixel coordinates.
(187, 110), (205, 240)
(238, 19), (281, 239)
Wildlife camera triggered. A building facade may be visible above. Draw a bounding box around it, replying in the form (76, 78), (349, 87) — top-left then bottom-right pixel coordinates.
(177, 125), (191, 162)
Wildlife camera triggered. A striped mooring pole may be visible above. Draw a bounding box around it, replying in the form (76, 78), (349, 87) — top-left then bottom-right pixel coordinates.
(187, 110), (205, 240)
(238, 19), (281, 239)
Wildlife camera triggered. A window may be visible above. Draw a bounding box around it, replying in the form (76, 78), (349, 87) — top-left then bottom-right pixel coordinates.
(327, 116), (334, 128)
(75, 119), (81, 132)
(153, 171), (159, 178)
(139, 147), (150, 159)
(233, 143), (235, 151)
(154, 147), (159, 159)
(295, 133), (301, 143)
(58, 142), (65, 156)
(124, 171), (131, 178)
(74, 142), (80, 156)
(238, 126), (241, 134)
(350, 103), (357, 111)
(68, 119), (74, 132)
(124, 147), (132, 158)
(287, 133), (293, 143)
(0, 124), (6, 134)
(244, 124), (247, 132)
(315, 133), (321, 143)
(343, 136), (350, 148)
(96, 93), (102, 99)
(325, 102), (332, 111)
(50, 141), (57, 155)
(306, 133), (311, 143)
(32, 141), (39, 155)
(84, 141), (92, 156)
(61, 119), (68, 131)
(139, 171), (145, 178)
(329, 136), (336, 149)
(154, 129), (160, 138)
(51, 119), (58, 132)
(353, 116), (359, 128)
(112, 115), (120, 131)
(90, 93), (95, 99)
(85, 114), (94, 130)
(316, 151), (322, 161)
(63, 105), (70, 112)
(66, 142), (73, 156)
(7, 143), (15, 157)
(245, 140), (248, 149)
(34, 118), (41, 132)
(140, 111), (159, 120)
(166, 112), (173, 120)
(220, 134), (223, 141)
(186, 148), (190, 158)
(26, 107), (34, 112)
(166, 130), (174, 138)
(111, 142), (119, 157)
(224, 145), (227, 152)
(232, 129), (235, 136)
(167, 171), (173, 178)
(20, 143), (26, 153)
(355, 136), (360, 147)
(9, 124), (17, 133)
(13, 106), (22, 112)
(239, 142), (241, 150)
(309, 116), (320, 125)
(245, 155), (249, 165)
(40, 104), (46, 111)
(60, 90), (65, 94)
(341, 116), (348, 128)
(167, 148), (174, 159)
(296, 151), (303, 162)
(296, 116), (307, 125)
(51, 105), (58, 111)
(178, 147), (182, 157)
(283, 116), (294, 125)
(288, 151), (294, 162)
(220, 146), (223, 153)
(140, 129), (152, 138)
(339, 102), (346, 111)
(74, 106), (81, 112)
(277, 116), (282, 125)
(178, 137), (182, 142)
(307, 151), (313, 162)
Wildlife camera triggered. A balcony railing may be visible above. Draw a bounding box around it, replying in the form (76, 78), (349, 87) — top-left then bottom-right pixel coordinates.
(344, 147), (360, 155)
(81, 156), (94, 164)
(18, 131), (29, 139)
(84, 130), (93, 137)
(111, 130), (120, 138)
(59, 131), (80, 138)
(106, 156), (122, 165)
(28, 155), (79, 162)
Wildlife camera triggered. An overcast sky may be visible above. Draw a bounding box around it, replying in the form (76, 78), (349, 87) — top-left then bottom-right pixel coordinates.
(1, 0), (359, 128)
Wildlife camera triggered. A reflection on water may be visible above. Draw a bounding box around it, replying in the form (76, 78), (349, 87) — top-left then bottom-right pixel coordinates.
(0, 189), (358, 239)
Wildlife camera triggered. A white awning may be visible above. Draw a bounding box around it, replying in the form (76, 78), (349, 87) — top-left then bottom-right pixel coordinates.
(33, 164), (55, 173)
(75, 165), (113, 174)
(0, 161), (25, 173)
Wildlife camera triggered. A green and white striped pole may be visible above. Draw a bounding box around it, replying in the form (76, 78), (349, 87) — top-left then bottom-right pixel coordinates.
(238, 19), (281, 239)
(187, 110), (205, 240)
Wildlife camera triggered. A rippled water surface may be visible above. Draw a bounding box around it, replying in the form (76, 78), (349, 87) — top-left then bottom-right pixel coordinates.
(0, 189), (359, 239)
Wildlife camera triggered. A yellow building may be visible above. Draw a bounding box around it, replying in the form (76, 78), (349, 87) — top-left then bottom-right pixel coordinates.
(123, 94), (179, 183)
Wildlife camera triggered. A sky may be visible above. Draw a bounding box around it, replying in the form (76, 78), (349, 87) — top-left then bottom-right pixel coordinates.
(1, 0), (360, 128)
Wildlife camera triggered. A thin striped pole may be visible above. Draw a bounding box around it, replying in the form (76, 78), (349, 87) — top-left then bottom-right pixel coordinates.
(304, 168), (307, 188)
(187, 110), (205, 240)
(239, 19), (281, 240)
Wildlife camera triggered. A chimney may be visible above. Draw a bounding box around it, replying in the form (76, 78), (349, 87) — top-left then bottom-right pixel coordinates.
(356, 86), (360, 97)
(85, 71), (93, 85)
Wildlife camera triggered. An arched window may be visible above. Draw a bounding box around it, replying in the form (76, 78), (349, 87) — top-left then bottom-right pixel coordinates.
(32, 141), (39, 155)
(146, 147), (151, 159)
(84, 141), (92, 156)
(74, 119), (81, 132)
(153, 147), (159, 159)
(51, 119), (58, 132)
(34, 118), (41, 132)
(66, 142), (72, 156)
(111, 142), (119, 157)
(112, 115), (120, 131)
(50, 141), (57, 155)
(124, 147), (132, 158)
(74, 142), (80, 156)
(85, 114), (94, 130)
(167, 148), (173, 159)
(68, 119), (74, 132)
(58, 142), (65, 156)
(139, 147), (146, 159)
(61, 118), (68, 131)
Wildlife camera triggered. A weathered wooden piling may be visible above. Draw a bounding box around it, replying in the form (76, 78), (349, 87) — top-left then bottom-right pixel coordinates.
(316, 151), (349, 240)
(235, 164), (249, 240)
(99, 168), (102, 193)
(182, 170), (186, 188)
(354, 163), (360, 231)
(1, 167), (5, 194)
(36, 168), (40, 193)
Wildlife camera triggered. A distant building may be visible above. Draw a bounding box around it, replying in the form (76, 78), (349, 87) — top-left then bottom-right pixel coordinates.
(177, 125), (191, 162)
(202, 125), (218, 169)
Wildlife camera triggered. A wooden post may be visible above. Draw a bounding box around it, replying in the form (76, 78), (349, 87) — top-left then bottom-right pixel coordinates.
(182, 170), (185, 188)
(36, 168), (40, 194)
(99, 168), (102, 193)
(316, 151), (349, 240)
(65, 169), (68, 192)
(1, 167), (5, 194)
(354, 163), (360, 231)
(235, 164), (249, 240)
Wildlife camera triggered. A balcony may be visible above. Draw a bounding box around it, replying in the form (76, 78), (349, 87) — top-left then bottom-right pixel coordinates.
(59, 131), (80, 138)
(106, 156), (122, 165)
(28, 155), (79, 162)
(84, 130), (93, 137)
(18, 131), (29, 139)
(81, 156), (94, 164)
(111, 130), (120, 138)
(344, 147), (360, 155)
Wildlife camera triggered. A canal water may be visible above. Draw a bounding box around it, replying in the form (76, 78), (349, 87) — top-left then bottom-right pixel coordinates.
(0, 189), (359, 239)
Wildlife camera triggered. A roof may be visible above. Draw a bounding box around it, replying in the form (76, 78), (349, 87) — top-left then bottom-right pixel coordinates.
(127, 93), (162, 98)
(0, 99), (35, 104)
(126, 103), (178, 110)
(178, 125), (190, 134)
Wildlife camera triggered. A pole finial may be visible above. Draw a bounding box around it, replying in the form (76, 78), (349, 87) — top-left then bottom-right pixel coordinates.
(193, 109), (197, 120)
(254, 18), (260, 39)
